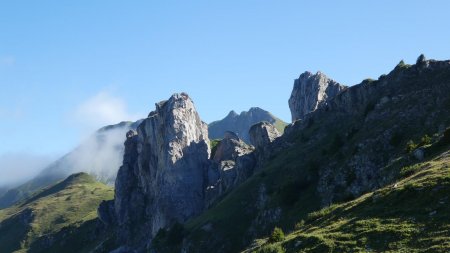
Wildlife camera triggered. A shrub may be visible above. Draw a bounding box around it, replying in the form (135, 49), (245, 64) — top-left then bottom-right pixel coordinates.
(269, 227), (285, 243)
(295, 220), (305, 230)
(419, 135), (432, 146)
(400, 164), (420, 178)
(405, 140), (418, 153)
(210, 139), (221, 158)
(416, 54), (426, 64)
(442, 128), (450, 144)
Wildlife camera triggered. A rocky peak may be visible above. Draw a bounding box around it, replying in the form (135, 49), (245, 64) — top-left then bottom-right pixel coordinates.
(249, 121), (281, 149)
(227, 110), (238, 118)
(113, 93), (211, 245)
(288, 71), (346, 122)
(213, 131), (253, 163)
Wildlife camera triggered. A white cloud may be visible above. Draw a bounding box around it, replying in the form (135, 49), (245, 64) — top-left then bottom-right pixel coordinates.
(73, 90), (141, 132)
(0, 152), (55, 187)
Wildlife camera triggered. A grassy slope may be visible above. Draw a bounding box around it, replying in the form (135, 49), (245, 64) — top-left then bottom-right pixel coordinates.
(272, 116), (287, 134)
(246, 148), (450, 253)
(0, 173), (113, 253)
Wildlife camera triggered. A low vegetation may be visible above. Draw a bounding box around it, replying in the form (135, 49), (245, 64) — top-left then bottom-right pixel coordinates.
(0, 173), (113, 253)
(246, 148), (450, 253)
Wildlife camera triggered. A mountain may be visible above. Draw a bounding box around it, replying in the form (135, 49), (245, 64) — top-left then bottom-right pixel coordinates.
(0, 120), (142, 209)
(0, 173), (113, 253)
(208, 107), (287, 143)
(2, 55), (450, 253)
(177, 56), (450, 252)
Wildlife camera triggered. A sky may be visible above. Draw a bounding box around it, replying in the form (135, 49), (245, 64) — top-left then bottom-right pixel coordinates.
(1, 1), (450, 185)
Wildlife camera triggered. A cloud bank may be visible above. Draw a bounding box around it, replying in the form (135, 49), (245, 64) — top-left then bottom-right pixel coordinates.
(73, 90), (141, 132)
(0, 90), (143, 187)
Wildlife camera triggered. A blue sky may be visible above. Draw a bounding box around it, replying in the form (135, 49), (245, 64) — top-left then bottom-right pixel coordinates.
(0, 1), (450, 183)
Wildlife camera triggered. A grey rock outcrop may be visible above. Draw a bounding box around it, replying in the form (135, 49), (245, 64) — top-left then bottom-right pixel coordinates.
(206, 131), (255, 206)
(209, 107), (286, 143)
(249, 122), (281, 149)
(288, 71), (346, 122)
(213, 131), (253, 163)
(249, 122), (282, 168)
(113, 93), (211, 246)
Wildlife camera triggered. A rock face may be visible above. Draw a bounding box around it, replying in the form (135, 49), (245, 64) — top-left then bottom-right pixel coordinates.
(288, 71), (346, 122)
(209, 107), (286, 143)
(113, 93), (211, 246)
(249, 122), (281, 149)
(249, 122), (282, 168)
(106, 94), (282, 249)
(206, 131), (255, 206)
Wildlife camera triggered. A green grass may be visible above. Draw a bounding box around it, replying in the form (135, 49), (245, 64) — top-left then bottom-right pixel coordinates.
(246, 150), (450, 253)
(0, 173), (113, 253)
(272, 117), (287, 134)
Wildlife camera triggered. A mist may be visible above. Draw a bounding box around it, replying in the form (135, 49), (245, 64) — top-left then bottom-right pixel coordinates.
(37, 122), (140, 186)
(0, 90), (143, 189)
(65, 126), (131, 184)
(0, 152), (55, 187)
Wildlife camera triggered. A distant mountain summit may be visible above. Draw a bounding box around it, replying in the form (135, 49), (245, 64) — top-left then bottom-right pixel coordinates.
(208, 107), (286, 143)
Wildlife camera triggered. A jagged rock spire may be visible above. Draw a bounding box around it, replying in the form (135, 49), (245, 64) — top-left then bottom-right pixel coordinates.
(288, 71), (346, 122)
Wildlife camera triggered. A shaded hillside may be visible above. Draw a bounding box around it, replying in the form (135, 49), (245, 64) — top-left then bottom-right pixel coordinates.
(209, 107), (286, 143)
(0, 173), (113, 253)
(245, 146), (450, 253)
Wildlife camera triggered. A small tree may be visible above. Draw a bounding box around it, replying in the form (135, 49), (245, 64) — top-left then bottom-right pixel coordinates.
(416, 54), (426, 65)
(269, 227), (285, 243)
(420, 134), (432, 146)
(295, 220), (305, 230)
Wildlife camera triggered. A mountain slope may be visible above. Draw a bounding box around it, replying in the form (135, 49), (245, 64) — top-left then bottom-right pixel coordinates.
(0, 173), (113, 253)
(246, 145), (450, 253)
(209, 107), (286, 143)
(171, 57), (450, 252)
(0, 120), (141, 209)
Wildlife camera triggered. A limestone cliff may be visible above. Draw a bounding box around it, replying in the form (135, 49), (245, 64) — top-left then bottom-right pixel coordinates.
(113, 93), (211, 247)
(288, 71), (346, 122)
(104, 94), (285, 251)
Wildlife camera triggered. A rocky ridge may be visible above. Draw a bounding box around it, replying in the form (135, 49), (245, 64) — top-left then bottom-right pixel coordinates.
(208, 107), (286, 143)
